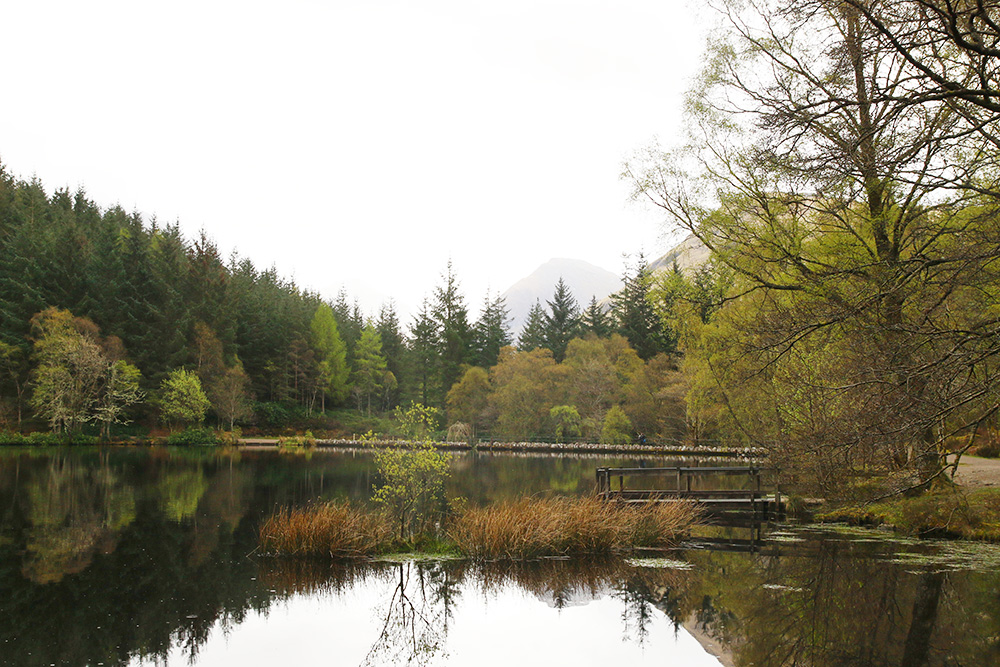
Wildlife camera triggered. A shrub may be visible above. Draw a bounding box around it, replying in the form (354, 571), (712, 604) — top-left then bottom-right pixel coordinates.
(167, 426), (219, 446)
(372, 442), (451, 543)
(217, 428), (242, 446)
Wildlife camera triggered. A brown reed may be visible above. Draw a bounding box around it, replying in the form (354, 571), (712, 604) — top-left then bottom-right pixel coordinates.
(259, 496), (699, 561)
(449, 497), (698, 560)
(259, 501), (392, 558)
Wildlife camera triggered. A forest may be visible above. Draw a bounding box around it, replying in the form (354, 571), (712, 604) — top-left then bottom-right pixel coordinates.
(0, 164), (683, 444)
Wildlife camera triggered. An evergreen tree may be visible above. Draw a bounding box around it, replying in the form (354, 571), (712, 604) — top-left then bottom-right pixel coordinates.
(612, 255), (677, 360)
(471, 290), (512, 369)
(581, 296), (613, 338)
(407, 298), (439, 407)
(518, 300), (547, 352)
(542, 278), (581, 362)
(431, 261), (471, 399)
(352, 324), (393, 415)
(310, 303), (350, 411)
(376, 302), (405, 409)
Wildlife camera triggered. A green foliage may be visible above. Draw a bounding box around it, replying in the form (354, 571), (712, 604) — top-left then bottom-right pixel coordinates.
(445, 366), (490, 429)
(166, 426), (219, 446)
(352, 324), (393, 415)
(159, 369), (210, 426)
(549, 405), (582, 441)
(542, 278), (581, 363)
(518, 300), (547, 352)
(28, 307), (143, 435)
(393, 402), (441, 441)
(601, 405), (633, 445)
(371, 441), (451, 543)
(310, 303), (350, 407)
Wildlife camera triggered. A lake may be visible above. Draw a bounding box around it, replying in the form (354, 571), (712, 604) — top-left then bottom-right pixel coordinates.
(1, 447), (997, 666)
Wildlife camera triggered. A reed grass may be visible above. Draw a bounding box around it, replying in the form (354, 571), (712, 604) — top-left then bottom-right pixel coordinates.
(260, 496), (699, 560)
(450, 497), (698, 560)
(259, 501), (392, 557)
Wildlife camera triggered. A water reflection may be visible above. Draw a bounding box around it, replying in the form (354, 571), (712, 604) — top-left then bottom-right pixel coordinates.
(1, 448), (1000, 666)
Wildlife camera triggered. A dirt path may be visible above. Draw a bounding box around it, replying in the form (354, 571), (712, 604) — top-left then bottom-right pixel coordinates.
(949, 455), (1000, 488)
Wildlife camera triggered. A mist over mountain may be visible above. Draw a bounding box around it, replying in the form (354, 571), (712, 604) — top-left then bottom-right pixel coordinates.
(501, 258), (622, 335)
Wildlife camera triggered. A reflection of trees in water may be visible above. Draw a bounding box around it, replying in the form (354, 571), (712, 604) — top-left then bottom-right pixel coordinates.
(21, 454), (136, 583)
(674, 538), (1000, 667)
(361, 562), (455, 667)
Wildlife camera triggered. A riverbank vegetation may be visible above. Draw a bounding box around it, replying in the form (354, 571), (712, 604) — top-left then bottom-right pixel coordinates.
(819, 488), (1000, 542)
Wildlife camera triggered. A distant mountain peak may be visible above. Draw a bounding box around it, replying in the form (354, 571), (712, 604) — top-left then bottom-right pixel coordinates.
(501, 259), (621, 335)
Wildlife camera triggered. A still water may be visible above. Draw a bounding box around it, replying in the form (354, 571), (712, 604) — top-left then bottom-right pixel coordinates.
(1, 447), (998, 666)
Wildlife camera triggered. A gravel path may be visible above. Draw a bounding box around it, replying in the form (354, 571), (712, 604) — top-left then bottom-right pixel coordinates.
(950, 455), (1000, 488)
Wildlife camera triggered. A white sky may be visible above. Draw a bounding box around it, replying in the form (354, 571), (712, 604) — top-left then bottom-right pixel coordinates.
(1, 0), (707, 322)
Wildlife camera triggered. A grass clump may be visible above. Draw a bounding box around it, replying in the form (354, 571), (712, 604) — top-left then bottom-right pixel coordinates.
(259, 501), (392, 557)
(449, 497), (698, 560)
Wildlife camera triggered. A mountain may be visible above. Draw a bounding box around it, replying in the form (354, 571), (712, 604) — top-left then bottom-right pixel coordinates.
(501, 258), (622, 336)
(649, 234), (711, 274)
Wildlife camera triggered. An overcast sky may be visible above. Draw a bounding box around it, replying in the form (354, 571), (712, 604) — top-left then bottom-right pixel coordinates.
(1, 0), (707, 321)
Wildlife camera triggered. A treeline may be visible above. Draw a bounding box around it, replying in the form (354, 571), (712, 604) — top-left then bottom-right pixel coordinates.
(624, 0), (1000, 498)
(0, 163), (680, 438)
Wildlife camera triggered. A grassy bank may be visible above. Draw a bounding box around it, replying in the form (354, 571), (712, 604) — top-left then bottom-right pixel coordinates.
(818, 488), (1000, 541)
(259, 497), (700, 560)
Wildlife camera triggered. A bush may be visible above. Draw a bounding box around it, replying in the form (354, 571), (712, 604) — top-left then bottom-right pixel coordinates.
(217, 428), (242, 446)
(278, 430), (317, 447)
(167, 427), (219, 446)
(24, 431), (64, 445)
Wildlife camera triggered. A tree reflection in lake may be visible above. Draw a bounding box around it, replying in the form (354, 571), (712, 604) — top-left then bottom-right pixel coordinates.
(2, 447), (1000, 666)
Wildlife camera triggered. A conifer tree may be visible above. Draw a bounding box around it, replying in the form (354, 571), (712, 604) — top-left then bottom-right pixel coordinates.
(407, 298), (439, 407)
(542, 278), (581, 362)
(310, 303), (350, 411)
(612, 255), (676, 360)
(518, 300), (547, 352)
(471, 290), (512, 369)
(376, 302), (406, 409)
(432, 261), (471, 398)
(581, 296), (613, 338)
(352, 324), (393, 415)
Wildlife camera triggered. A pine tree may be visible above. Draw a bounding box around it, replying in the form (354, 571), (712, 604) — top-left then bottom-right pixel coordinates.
(612, 255), (676, 360)
(518, 300), (547, 352)
(352, 324), (392, 415)
(471, 290), (512, 369)
(432, 261), (471, 398)
(542, 278), (581, 362)
(310, 303), (350, 411)
(376, 302), (405, 409)
(581, 296), (613, 338)
(407, 298), (439, 407)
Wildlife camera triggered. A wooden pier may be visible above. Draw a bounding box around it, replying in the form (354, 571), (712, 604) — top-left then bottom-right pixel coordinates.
(596, 465), (783, 519)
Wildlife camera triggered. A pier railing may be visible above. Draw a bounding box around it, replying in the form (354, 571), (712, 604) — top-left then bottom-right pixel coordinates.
(595, 466), (783, 518)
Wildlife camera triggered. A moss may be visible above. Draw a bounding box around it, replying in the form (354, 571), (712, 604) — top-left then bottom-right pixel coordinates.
(817, 488), (1000, 541)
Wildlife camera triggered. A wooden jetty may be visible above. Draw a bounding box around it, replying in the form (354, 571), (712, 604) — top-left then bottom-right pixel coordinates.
(596, 465), (784, 519)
